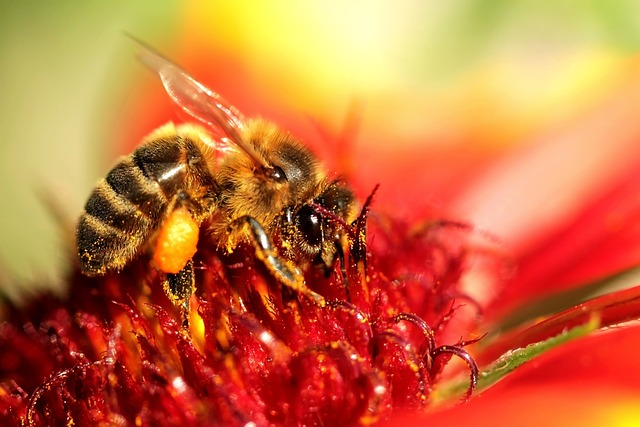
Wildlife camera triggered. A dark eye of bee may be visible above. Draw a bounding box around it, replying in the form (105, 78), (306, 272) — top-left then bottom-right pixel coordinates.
(296, 205), (323, 246)
(265, 165), (287, 182)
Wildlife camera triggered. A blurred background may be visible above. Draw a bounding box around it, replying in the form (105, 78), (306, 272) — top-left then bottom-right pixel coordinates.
(2, 1), (640, 299)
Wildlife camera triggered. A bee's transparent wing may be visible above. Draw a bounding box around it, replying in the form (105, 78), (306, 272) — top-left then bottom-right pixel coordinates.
(134, 39), (267, 166)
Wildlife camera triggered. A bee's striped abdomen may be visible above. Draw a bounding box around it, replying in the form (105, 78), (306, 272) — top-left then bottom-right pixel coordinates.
(77, 127), (217, 277)
(77, 157), (168, 275)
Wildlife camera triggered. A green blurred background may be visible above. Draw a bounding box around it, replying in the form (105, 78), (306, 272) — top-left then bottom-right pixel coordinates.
(0, 2), (180, 297)
(1, 1), (640, 298)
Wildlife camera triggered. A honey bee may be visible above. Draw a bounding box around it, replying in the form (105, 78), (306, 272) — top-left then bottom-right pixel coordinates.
(76, 43), (356, 315)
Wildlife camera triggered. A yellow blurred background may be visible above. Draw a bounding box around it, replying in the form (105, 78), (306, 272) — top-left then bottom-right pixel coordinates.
(2, 1), (640, 298)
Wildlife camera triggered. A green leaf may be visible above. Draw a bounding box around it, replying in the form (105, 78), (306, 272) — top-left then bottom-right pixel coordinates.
(432, 314), (600, 404)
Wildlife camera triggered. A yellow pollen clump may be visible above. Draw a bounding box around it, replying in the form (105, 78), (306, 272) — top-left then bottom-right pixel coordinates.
(154, 208), (199, 274)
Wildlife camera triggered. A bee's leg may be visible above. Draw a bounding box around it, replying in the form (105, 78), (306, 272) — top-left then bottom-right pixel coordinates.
(231, 216), (326, 306)
(163, 259), (195, 329)
(155, 190), (204, 329)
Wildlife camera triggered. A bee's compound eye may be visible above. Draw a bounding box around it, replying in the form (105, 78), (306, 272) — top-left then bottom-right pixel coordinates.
(296, 205), (322, 247)
(268, 166), (287, 182)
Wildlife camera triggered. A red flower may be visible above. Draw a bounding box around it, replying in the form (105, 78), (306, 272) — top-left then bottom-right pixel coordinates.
(1, 182), (506, 425)
(4, 5), (640, 425)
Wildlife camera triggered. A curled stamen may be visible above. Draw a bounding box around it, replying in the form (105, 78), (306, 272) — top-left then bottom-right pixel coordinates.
(392, 312), (436, 357)
(430, 344), (478, 401)
(26, 359), (107, 426)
